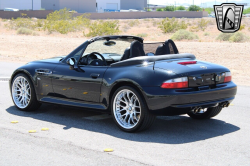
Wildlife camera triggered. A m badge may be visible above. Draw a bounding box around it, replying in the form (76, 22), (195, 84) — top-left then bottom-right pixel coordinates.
(214, 3), (244, 33)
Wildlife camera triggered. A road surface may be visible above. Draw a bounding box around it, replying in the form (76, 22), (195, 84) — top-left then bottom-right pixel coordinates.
(0, 62), (249, 166)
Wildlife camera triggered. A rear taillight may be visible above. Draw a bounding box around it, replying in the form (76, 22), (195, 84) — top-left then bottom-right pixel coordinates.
(224, 72), (231, 83)
(161, 77), (188, 89)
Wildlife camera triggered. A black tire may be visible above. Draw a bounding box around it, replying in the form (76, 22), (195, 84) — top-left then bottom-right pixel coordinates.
(11, 73), (41, 112)
(111, 86), (156, 132)
(187, 106), (222, 119)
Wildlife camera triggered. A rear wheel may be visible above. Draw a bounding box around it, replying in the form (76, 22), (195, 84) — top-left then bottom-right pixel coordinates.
(187, 106), (222, 119)
(111, 86), (155, 132)
(11, 73), (41, 111)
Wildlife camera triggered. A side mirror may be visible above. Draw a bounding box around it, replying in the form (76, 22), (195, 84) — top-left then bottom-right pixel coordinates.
(66, 58), (76, 66)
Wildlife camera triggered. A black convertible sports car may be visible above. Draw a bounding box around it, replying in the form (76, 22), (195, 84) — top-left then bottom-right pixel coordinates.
(10, 35), (237, 132)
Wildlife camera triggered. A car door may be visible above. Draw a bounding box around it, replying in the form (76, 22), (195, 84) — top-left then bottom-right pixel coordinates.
(52, 63), (108, 103)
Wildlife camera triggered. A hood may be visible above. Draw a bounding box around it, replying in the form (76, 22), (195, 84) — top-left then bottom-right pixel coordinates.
(30, 56), (66, 64)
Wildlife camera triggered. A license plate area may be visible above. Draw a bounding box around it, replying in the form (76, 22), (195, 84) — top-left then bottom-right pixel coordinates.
(188, 73), (216, 87)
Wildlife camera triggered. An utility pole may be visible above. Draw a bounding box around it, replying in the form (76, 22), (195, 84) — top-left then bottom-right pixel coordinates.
(32, 0), (33, 10)
(193, 0), (194, 6)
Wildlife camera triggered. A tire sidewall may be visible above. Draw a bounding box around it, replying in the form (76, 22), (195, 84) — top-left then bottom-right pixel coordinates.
(11, 73), (37, 111)
(111, 86), (148, 132)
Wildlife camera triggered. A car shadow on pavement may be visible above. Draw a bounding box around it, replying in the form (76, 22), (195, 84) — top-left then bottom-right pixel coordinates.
(6, 104), (240, 144)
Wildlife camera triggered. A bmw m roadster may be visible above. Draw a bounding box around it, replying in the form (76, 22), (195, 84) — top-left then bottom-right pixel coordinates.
(10, 35), (237, 132)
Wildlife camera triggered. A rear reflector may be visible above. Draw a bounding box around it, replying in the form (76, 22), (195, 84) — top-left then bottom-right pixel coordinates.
(161, 77), (188, 89)
(224, 72), (231, 83)
(178, 61), (197, 65)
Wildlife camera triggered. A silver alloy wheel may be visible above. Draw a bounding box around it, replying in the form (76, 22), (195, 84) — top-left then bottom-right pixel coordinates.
(113, 89), (141, 129)
(12, 76), (31, 109)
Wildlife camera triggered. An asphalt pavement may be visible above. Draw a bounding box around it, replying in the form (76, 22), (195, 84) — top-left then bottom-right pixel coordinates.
(0, 62), (250, 166)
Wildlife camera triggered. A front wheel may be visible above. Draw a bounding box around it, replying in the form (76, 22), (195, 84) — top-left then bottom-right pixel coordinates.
(187, 106), (222, 119)
(11, 73), (41, 111)
(111, 86), (155, 132)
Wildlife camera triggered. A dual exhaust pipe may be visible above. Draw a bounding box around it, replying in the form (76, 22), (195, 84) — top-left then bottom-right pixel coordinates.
(192, 102), (230, 113)
(220, 102), (230, 108)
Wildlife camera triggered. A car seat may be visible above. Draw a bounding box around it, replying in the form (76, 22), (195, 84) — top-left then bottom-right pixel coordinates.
(155, 39), (179, 55)
(129, 41), (145, 58)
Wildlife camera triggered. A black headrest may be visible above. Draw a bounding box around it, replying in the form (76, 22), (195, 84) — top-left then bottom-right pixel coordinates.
(155, 39), (179, 55)
(166, 39), (179, 54)
(120, 47), (130, 61)
(130, 41), (145, 58)
(155, 45), (164, 55)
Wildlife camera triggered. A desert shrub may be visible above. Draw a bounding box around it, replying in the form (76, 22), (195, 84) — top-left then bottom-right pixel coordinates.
(171, 29), (199, 41)
(128, 20), (140, 27)
(188, 5), (201, 11)
(216, 33), (233, 41)
(156, 8), (164, 11)
(32, 32), (39, 36)
(239, 24), (245, 31)
(137, 33), (148, 37)
(197, 18), (209, 31)
(176, 6), (186, 11)
(85, 20), (120, 37)
(189, 26), (199, 32)
(164, 6), (175, 11)
(17, 27), (32, 35)
(5, 17), (36, 30)
(35, 19), (44, 28)
(204, 32), (210, 36)
(43, 8), (90, 34)
(229, 32), (248, 42)
(158, 17), (187, 33)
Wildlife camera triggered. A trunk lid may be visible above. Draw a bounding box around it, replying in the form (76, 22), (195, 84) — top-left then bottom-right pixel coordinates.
(154, 60), (228, 87)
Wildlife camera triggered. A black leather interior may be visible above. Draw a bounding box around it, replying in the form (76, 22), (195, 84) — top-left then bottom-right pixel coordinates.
(155, 45), (165, 55)
(155, 39), (179, 55)
(120, 47), (130, 61)
(130, 41), (145, 58)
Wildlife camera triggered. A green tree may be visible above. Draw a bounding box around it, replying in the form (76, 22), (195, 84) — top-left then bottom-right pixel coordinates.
(188, 5), (201, 11)
(164, 6), (175, 11)
(156, 8), (163, 11)
(204, 7), (214, 14)
(176, 6), (186, 10)
(243, 7), (250, 14)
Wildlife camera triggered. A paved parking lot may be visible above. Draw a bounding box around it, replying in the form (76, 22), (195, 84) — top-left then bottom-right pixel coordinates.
(0, 62), (250, 166)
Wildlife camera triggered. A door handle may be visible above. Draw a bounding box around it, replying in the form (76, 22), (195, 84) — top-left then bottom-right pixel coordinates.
(90, 73), (100, 79)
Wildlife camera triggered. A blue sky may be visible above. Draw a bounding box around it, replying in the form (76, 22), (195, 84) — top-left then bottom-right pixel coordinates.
(149, 0), (248, 5)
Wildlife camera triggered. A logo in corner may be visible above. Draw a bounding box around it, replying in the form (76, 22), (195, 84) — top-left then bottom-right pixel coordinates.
(214, 3), (244, 33)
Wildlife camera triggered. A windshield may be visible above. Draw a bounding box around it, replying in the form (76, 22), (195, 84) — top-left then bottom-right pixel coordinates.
(84, 39), (132, 57)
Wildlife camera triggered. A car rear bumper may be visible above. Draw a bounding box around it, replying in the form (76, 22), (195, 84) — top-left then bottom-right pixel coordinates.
(142, 81), (237, 111)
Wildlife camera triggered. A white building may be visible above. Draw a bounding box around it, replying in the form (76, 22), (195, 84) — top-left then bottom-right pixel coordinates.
(0, 0), (41, 10)
(96, 0), (120, 12)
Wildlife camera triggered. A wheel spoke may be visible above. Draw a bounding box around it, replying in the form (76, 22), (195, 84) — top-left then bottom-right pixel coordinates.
(12, 76), (31, 109)
(113, 89), (141, 129)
